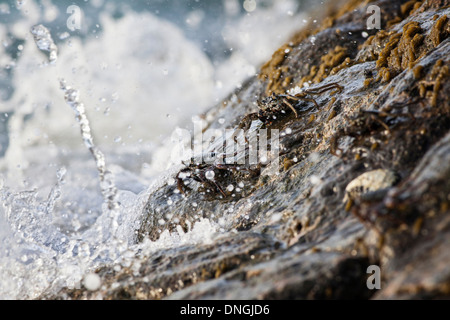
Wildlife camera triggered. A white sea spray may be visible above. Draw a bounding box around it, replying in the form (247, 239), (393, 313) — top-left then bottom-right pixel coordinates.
(0, 1), (306, 299)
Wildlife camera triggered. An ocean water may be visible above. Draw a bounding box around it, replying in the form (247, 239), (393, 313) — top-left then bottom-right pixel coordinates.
(0, 0), (314, 299)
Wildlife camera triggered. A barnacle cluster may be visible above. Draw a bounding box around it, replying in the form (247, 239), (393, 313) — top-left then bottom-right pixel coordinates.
(360, 10), (449, 88)
(258, 0), (367, 95)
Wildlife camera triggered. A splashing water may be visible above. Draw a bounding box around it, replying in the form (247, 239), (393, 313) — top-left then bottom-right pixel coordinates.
(59, 79), (118, 212)
(0, 1), (308, 299)
(30, 24), (58, 64)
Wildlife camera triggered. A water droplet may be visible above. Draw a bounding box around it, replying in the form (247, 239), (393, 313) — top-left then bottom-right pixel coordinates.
(59, 32), (70, 40)
(205, 170), (215, 180)
(30, 24), (58, 63)
(83, 273), (101, 291)
(16, 0), (26, 9)
(165, 213), (173, 220)
(308, 152), (320, 163)
(111, 92), (119, 103)
(243, 0), (256, 12)
(226, 184), (234, 192)
(310, 175), (321, 185)
(270, 213), (282, 223)
(56, 167), (67, 180)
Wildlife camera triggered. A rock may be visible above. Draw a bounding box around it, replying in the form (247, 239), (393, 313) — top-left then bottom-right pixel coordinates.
(47, 0), (450, 299)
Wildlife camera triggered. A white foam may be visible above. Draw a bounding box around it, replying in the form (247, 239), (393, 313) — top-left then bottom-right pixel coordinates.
(0, 1), (307, 299)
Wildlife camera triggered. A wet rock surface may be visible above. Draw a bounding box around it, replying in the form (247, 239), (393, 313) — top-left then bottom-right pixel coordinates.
(49, 0), (450, 299)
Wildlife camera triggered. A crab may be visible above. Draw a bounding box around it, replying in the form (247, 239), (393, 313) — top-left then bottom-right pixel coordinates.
(176, 162), (260, 198)
(175, 82), (343, 198)
(329, 109), (401, 157)
(237, 82), (343, 131)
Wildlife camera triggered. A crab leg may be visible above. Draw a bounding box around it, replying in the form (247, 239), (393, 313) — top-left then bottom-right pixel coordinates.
(211, 181), (227, 197)
(282, 98), (299, 118)
(286, 95), (320, 109)
(302, 82), (343, 95)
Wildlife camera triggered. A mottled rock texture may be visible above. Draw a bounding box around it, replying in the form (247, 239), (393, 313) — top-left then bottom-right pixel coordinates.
(50, 0), (450, 299)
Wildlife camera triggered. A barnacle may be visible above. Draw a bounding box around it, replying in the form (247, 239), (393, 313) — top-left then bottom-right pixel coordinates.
(418, 59), (449, 107)
(258, 0), (368, 95)
(343, 169), (401, 210)
(413, 65), (424, 79)
(430, 15), (449, 47)
(299, 46), (350, 87)
(359, 10), (449, 91)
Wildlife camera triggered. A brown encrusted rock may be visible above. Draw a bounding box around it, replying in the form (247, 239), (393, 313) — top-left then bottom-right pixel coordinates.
(46, 0), (450, 300)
